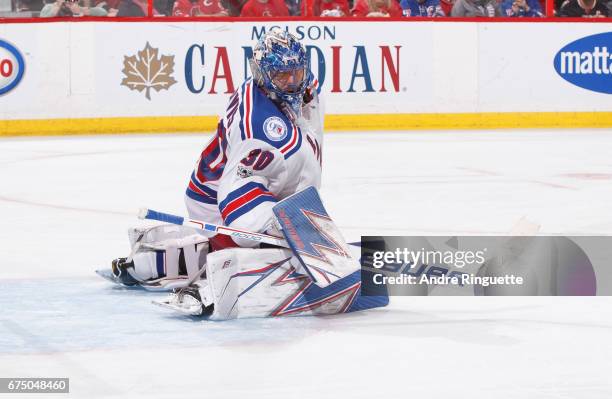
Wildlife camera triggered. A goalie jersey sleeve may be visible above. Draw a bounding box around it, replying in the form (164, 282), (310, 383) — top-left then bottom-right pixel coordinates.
(217, 139), (287, 234)
(187, 79), (323, 239)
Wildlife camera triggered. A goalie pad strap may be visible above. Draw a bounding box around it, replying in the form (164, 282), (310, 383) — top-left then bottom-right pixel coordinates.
(128, 225), (209, 281)
(165, 247), (180, 278)
(183, 243), (202, 280)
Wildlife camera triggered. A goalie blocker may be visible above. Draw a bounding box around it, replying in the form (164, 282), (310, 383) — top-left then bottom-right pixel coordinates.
(160, 186), (388, 319)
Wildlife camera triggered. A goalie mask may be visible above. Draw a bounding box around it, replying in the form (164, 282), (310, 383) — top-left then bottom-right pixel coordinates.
(249, 28), (313, 118)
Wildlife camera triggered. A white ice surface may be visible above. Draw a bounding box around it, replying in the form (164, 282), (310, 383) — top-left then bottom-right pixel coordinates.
(1, 130), (612, 398)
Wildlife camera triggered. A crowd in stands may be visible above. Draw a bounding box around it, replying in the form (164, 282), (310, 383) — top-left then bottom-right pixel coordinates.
(4, 0), (148, 16)
(1, 0), (610, 18)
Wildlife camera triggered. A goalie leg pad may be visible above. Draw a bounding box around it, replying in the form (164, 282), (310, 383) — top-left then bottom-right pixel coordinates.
(273, 186), (359, 288)
(205, 247), (386, 320)
(205, 247), (296, 320)
(127, 225), (209, 286)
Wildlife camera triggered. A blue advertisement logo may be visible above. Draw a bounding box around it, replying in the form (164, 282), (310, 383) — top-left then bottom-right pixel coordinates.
(0, 39), (25, 96)
(553, 32), (612, 95)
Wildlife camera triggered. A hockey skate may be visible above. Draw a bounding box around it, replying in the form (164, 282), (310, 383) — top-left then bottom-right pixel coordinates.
(153, 282), (214, 317)
(95, 257), (140, 287)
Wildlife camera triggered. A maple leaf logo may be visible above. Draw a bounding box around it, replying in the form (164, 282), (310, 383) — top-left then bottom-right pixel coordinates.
(121, 42), (177, 100)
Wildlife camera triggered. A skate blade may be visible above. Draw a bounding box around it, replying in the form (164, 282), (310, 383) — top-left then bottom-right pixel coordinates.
(96, 269), (190, 292)
(95, 269), (116, 282)
(95, 269), (139, 288)
(152, 299), (203, 316)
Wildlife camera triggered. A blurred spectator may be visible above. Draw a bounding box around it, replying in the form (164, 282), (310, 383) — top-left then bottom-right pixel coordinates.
(400, 0), (445, 16)
(94, 0), (119, 8)
(500, 0), (543, 15)
(153, 0), (172, 14)
(309, 0), (350, 15)
(221, 0), (247, 14)
(172, 0), (229, 15)
(93, 0), (119, 13)
(285, 0), (301, 14)
(439, 0), (452, 13)
(451, 0), (499, 15)
(40, 0), (76, 15)
(116, 0), (147, 15)
(16, 0), (44, 11)
(558, 0), (608, 16)
(40, 0), (108, 15)
(240, 0), (289, 15)
(351, 0), (403, 16)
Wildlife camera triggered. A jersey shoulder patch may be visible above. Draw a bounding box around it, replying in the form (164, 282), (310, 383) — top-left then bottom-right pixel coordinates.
(261, 116), (289, 142)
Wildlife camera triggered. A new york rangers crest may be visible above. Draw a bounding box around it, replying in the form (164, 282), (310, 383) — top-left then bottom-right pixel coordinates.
(263, 116), (288, 141)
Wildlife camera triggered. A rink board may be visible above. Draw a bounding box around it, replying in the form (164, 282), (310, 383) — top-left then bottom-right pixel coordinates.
(1, 21), (611, 134)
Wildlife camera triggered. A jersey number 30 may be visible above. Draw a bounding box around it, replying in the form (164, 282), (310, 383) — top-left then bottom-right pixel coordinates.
(241, 149), (274, 170)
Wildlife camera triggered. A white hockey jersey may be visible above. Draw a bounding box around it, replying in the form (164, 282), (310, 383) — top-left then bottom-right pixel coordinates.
(185, 78), (324, 238)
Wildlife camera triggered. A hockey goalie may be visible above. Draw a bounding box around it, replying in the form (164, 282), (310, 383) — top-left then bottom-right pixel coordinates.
(99, 28), (388, 319)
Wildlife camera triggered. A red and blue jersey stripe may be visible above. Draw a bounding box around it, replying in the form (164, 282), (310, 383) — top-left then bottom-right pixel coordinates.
(238, 81), (253, 141)
(186, 122), (227, 205)
(279, 123), (302, 160)
(186, 172), (218, 205)
(218, 182), (277, 225)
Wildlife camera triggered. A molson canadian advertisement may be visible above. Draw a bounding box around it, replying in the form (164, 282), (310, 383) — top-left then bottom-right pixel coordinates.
(1, 21), (611, 133)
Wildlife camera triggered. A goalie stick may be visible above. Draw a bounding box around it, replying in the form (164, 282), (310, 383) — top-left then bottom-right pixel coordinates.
(138, 208), (289, 249)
